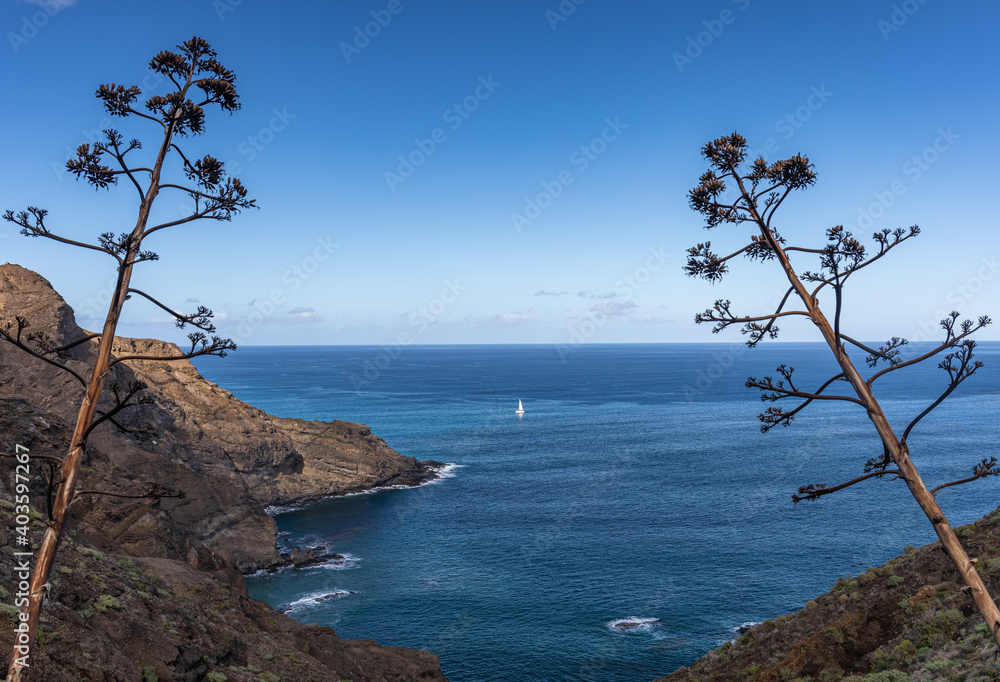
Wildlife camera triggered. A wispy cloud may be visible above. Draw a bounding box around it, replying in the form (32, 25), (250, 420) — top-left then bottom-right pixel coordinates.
(589, 300), (637, 316)
(577, 290), (615, 300)
(280, 307), (323, 324)
(463, 311), (534, 327)
(533, 289), (568, 297)
(184, 297), (200, 303)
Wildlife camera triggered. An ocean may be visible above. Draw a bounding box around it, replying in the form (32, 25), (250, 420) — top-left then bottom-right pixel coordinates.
(192, 342), (1000, 681)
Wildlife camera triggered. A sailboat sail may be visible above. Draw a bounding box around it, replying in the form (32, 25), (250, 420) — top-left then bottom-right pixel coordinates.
(516, 399), (525, 414)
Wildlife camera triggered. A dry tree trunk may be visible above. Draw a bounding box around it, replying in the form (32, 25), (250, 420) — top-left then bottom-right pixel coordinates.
(4, 38), (247, 679)
(7, 109), (175, 682)
(757, 213), (1000, 649)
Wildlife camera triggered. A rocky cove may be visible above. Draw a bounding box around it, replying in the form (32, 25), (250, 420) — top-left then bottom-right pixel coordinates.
(0, 264), (448, 681)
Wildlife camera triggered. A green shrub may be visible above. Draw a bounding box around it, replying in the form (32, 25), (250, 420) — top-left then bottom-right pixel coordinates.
(142, 666), (159, 682)
(94, 595), (123, 612)
(205, 673), (228, 682)
(886, 575), (904, 588)
(869, 646), (895, 671)
(76, 546), (103, 558)
(857, 571), (878, 586)
(825, 626), (844, 645)
(918, 608), (963, 648)
(863, 672), (909, 682)
(892, 639), (917, 663)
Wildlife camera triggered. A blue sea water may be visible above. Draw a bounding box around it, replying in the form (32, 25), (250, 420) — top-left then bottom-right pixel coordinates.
(192, 342), (1000, 681)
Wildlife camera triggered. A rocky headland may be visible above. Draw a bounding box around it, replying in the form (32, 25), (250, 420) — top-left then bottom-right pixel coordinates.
(0, 264), (447, 680)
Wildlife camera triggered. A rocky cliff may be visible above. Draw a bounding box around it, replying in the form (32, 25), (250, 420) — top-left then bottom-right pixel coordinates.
(0, 264), (447, 681)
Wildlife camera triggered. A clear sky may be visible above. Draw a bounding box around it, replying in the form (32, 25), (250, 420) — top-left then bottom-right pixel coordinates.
(2, 0), (998, 347)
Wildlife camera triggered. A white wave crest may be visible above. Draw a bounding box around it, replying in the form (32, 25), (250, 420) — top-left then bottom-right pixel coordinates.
(282, 589), (354, 614)
(607, 616), (661, 633)
(306, 553), (361, 571)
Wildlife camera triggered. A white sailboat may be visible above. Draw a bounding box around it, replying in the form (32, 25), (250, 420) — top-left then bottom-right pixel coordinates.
(515, 399), (525, 415)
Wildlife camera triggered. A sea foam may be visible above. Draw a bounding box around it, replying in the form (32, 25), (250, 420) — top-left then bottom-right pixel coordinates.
(607, 616), (661, 633)
(282, 589), (355, 614)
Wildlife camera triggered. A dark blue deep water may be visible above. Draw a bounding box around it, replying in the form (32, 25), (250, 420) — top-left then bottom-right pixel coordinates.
(193, 342), (1000, 681)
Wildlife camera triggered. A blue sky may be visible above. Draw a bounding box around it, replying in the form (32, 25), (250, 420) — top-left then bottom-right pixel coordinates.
(1, 0), (998, 347)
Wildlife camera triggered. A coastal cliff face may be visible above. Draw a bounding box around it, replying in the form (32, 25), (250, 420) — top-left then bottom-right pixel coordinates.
(658, 509), (1000, 682)
(0, 264), (447, 681)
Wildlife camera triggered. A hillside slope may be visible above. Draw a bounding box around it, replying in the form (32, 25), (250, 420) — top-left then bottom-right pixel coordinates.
(657, 509), (1000, 681)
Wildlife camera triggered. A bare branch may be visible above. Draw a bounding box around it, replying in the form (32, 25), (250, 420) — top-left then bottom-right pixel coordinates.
(694, 297), (810, 346)
(900, 340), (983, 445)
(3, 207), (121, 262)
(869, 313), (991, 384)
(108, 333), (236, 365)
(124, 106), (167, 127)
(748, 368), (861, 406)
(838, 335), (908, 368)
(931, 458), (1000, 498)
(127, 288), (217, 332)
(0, 451), (65, 465)
(104, 130), (146, 199)
(683, 241), (749, 281)
(141, 207), (218, 235)
(843, 225), (920, 280)
(0, 318), (87, 387)
(747, 371), (853, 431)
(83, 380), (152, 439)
(792, 470), (904, 503)
(38, 332), (102, 356)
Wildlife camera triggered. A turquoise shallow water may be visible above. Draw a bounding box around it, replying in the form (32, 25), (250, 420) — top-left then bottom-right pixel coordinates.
(193, 342), (1000, 681)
